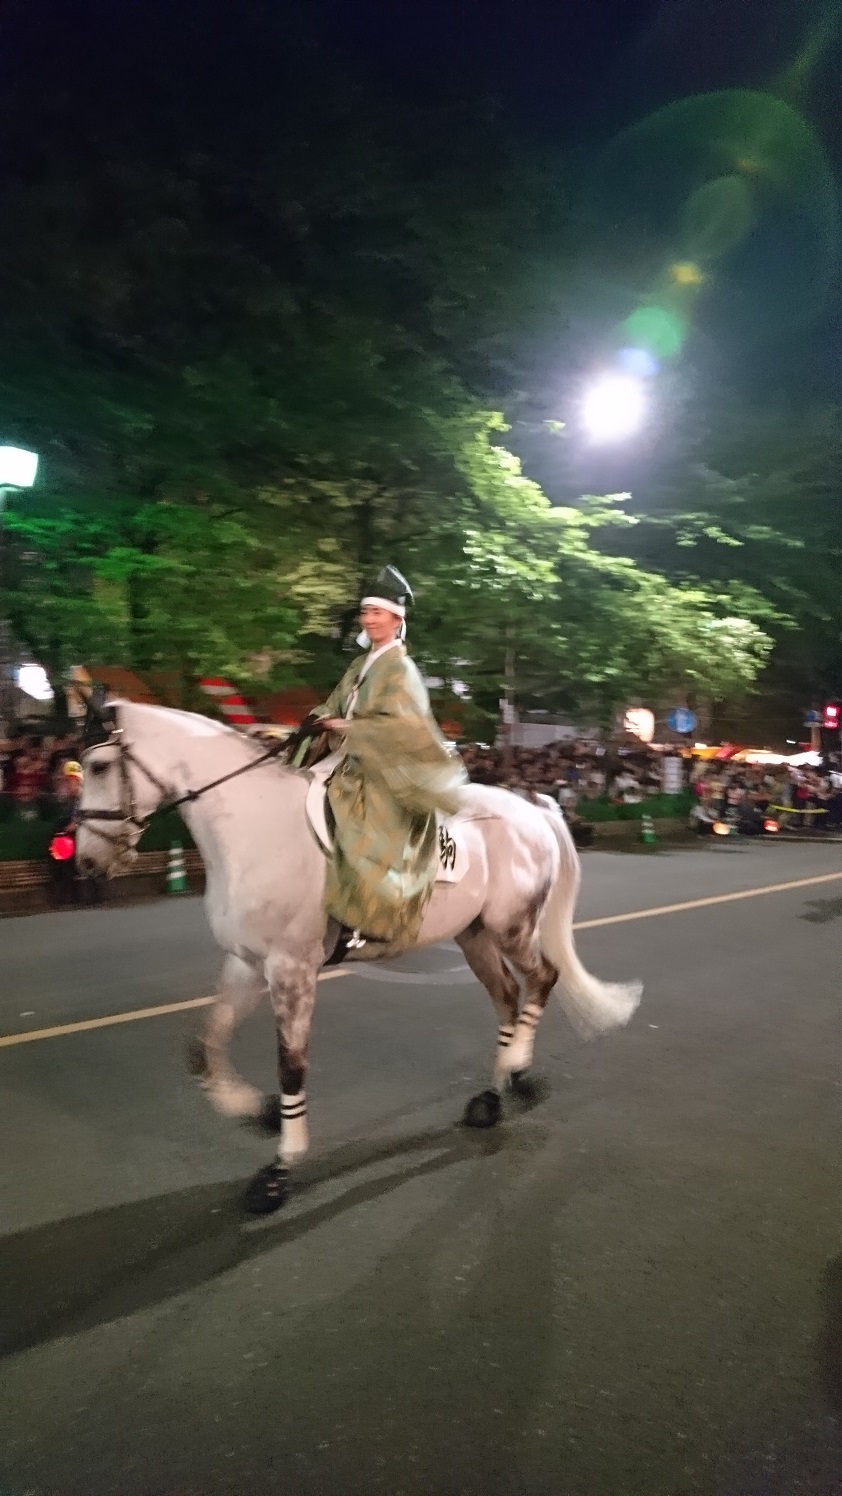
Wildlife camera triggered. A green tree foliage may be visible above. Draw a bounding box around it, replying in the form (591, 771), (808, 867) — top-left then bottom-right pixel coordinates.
(3, 496), (300, 690)
(413, 473), (770, 730)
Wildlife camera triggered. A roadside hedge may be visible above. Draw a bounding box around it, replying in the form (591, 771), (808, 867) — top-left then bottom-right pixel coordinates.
(583, 792), (693, 822)
(0, 790), (693, 860)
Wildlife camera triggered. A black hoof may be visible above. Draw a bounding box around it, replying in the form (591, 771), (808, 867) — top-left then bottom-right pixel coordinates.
(186, 1035), (208, 1078)
(257, 1089), (282, 1130)
(462, 1089), (502, 1129)
(509, 1069), (540, 1103)
(244, 1093), (281, 1136)
(243, 1162), (290, 1215)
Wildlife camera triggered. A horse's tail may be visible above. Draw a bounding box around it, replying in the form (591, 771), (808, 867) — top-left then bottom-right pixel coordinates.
(536, 798), (642, 1039)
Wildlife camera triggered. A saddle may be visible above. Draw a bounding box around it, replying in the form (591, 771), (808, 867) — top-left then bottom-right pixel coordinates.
(281, 715), (470, 885)
(304, 767), (469, 886)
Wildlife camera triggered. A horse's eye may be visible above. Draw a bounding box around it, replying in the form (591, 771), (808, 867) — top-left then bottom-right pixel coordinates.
(90, 761), (109, 777)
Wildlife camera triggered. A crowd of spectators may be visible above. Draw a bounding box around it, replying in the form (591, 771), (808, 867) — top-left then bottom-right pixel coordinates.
(689, 759), (842, 833)
(461, 739), (670, 803)
(0, 731), (85, 814)
(459, 738), (842, 836)
(0, 730), (102, 904)
(459, 738), (681, 848)
(3, 724), (841, 840)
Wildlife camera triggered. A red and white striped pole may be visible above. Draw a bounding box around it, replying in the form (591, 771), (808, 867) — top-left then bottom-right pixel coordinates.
(199, 677), (257, 728)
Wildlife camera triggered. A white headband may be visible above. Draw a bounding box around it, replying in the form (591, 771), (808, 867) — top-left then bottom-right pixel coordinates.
(361, 595), (406, 618)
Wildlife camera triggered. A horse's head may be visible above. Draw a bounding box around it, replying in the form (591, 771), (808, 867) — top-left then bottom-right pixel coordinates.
(76, 700), (169, 876)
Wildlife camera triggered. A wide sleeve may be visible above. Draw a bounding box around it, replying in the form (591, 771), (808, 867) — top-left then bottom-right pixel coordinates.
(341, 654), (466, 816)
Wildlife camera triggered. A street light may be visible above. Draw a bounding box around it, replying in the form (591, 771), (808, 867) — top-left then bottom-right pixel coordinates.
(0, 446), (39, 736)
(582, 374), (646, 442)
(0, 446), (39, 491)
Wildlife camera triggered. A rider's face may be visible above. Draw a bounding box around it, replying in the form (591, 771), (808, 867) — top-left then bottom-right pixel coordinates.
(360, 605), (402, 647)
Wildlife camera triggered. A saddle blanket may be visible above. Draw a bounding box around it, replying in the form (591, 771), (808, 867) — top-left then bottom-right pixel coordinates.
(305, 770), (469, 885)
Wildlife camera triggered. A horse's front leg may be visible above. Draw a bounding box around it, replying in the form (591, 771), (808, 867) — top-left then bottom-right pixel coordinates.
(244, 948), (320, 1215)
(188, 953), (265, 1120)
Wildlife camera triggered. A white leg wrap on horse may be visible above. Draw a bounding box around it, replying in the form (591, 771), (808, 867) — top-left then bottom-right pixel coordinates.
(504, 1003), (543, 1074)
(278, 1092), (309, 1164)
(493, 1024), (516, 1088)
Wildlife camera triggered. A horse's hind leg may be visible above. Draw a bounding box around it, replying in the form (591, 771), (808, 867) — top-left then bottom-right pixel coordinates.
(456, 921), (520, 1126)
(493, 922), (558, 1081)
(188, 953), (265, 1120)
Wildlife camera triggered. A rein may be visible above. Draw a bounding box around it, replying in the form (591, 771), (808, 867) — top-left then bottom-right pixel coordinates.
(163, 737), (291, 819)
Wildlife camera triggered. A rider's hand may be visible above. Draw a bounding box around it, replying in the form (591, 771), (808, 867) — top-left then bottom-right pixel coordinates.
(321, 718), (347, 734)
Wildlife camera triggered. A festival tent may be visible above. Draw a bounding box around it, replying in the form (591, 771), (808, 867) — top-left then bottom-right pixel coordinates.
(256, 688), (322, 727)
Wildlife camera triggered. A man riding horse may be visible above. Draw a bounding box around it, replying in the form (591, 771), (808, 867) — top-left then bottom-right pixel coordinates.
(313, 564), (466, 952)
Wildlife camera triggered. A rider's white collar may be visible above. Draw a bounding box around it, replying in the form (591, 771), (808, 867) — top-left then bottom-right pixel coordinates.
(346, 638), (402, 718)
(359, 637), (401, 680)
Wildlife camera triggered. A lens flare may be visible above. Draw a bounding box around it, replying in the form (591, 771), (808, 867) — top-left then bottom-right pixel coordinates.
(581, 88), (838, 348)
(680, 176), (755, 262)
(670, 261), (706, 287)
(617, 346), (659, 378)
(622, 305), (686, 359)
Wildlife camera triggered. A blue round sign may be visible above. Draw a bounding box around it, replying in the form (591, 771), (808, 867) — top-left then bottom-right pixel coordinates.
(667, 706), (697, 735)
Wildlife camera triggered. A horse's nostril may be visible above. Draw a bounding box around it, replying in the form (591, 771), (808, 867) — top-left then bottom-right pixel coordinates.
(78, 856), (96, 876)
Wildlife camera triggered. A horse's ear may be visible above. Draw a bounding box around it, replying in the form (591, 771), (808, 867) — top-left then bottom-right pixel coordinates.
(82, 684), (117, 749)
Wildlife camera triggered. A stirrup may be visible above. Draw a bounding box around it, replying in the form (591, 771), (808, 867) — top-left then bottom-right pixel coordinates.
(323, 923), (358, 967)
(323, 923), (387, 967)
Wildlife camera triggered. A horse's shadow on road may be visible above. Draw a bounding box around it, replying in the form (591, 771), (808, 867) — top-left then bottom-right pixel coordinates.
(1, 1123), (507, 1359)
(817, 1249), (842, 1413)
(800, 897), (842, 925)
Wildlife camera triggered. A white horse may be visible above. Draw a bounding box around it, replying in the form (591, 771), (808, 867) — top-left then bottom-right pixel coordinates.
(76, 701), (641, 1213)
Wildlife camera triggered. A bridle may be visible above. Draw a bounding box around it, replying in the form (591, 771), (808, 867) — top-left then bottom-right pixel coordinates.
(77, 723), (172, 852)
(77, 697), (294, 854)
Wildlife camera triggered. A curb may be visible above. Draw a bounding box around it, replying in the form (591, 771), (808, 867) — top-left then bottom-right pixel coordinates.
(0, 850), (205, 917)
(589, 817), (687, 842)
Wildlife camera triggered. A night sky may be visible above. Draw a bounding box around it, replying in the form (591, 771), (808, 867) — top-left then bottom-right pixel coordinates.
(1, 0), (839, 418)
(319, 0), (667, 135)
(4, 0), (838, 150)
(315, 0), (839, 155)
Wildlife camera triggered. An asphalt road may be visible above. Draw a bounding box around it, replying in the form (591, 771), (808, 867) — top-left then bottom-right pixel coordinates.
(2, 839), (841, 1496)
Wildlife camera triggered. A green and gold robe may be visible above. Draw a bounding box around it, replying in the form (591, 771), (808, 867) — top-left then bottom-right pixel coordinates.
(316, 643), (466, 946)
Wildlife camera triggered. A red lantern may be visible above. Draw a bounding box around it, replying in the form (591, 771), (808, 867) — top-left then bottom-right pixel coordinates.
(49, 833), (76, 862)
(763, 818), (780, 833)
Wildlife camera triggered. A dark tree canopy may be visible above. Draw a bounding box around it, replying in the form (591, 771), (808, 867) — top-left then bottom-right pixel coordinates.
(0, 0), (832, 736)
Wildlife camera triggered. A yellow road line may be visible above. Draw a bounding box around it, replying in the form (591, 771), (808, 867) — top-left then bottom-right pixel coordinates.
(0, 994), (216, 1048)
(0, 968), (348, 1049)
(2, 871), (840, 1049)
(573, 870), (842, 932)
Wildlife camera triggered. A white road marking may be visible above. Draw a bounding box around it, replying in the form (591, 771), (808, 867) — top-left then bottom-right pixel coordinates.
(572, 870), (842, 931)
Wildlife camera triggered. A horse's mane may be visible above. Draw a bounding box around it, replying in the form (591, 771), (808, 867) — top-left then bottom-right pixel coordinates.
(115, 700), (273, 759)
